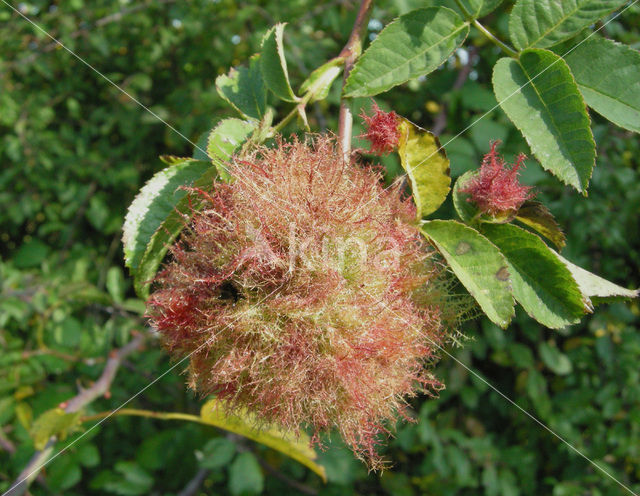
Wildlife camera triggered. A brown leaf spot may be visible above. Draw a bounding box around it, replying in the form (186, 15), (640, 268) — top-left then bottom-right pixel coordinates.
(496, 266), (510, 281)
(455, 241), (471, 255)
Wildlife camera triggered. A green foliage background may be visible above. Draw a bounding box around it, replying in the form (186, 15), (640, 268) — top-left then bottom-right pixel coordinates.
(1, 1), (639, 494)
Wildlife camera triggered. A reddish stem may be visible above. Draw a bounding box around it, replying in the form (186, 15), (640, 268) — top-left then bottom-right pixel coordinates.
(338, 0), (374, 160)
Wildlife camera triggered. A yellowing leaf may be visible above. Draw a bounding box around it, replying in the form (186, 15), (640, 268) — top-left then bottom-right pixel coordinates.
(15, 402), (33, 431)
(515, 200), (566, 250)
(30, 408), (83, 450)
(398, 119), (451, 219)
(200, 399), (326, 481)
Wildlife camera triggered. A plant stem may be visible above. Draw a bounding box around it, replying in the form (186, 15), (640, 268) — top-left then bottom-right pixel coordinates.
(452, 0), (518, 57)
(177, 468), (211, 496)
(473, 19), (518, 57)
(453, 0), (473, 18)
(6, 333), (146, 496)
(81, 408), (200, 423)
(272, 0), (374, 141)
(273, 105), (300, 134)
(273, 93), (313, 134)
(81, 407), (326, 481)
(338, 0), (374, 160)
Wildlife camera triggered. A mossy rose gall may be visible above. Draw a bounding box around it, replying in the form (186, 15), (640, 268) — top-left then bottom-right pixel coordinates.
(461, 141), (534, 217)
(147, 135), (462, 467)
(359, 102), (402, 155)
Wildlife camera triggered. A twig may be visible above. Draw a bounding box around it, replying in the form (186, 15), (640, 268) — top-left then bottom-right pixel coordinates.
(0, 428), (16, 455)
(65, 333), (146, 411)
(6, 333), (146, 496)
(176, 468), (210, 496)
(337, 0), (374, 160)
(255, 454), (318, 496)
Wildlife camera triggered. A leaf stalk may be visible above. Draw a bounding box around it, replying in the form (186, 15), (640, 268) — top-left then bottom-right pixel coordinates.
(452, 0), (518, 57)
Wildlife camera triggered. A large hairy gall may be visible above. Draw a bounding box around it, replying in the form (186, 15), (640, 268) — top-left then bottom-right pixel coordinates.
(147, 135), (462, 467)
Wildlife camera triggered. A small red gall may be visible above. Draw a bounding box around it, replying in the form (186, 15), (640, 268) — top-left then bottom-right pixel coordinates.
(460, 141), (534, 216)
(359, 102), (401, 155)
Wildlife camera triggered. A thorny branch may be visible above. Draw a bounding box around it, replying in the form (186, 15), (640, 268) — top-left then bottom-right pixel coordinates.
(338, 0), (374, 160)
(6, 332), (146, 496)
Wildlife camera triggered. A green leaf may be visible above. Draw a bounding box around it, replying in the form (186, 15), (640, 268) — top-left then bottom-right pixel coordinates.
(539, 342), (572, 375)
(199, 437), (237, 469)
(564, 36), (640, 134)
(92, 463), (151, 495)
(206, 118), (256, 180)
(122, 159), (213, 276)
(261, 23), (298, 102)
(216, 54), (267, 120)
(13, 239), (49, 269)
(492, 49), (595, 192)
(481, 223), (587, 329)
(555, 253), (639, 304)
(30, 408), (83, 450)
(47, 456), (82, 492)
(15, 401), (32, 430)
(515, 200), (566, 250)
(200, 399), (326, 481)
(159, 155), (191, 166)
(452, 171), (478, 223)
(106, 266), (126, 304)
(249, 107), (275, 146)
(53, 317), (83, 348)
(76, 443), (101, 468)
(526, 368), (551, 416)
(193, 131), (210, 161)
(422, 0), (504, 18)
(121, 298), (146, 315)
(299, 58), (343, 102)
(397, 119), (451, 218)
(508, 0), (627, 50)
(421, 220), (514, 328)
(477, 0), (505, 16)
(343, 7), (469, 97)
(462, 0), (505, 17)
(134, 165), (217, 298)
(109, 461), (154, 496)
(0, 397), (15, 426)
(229, 452), (264, 496)
(132, 120), (254, 298)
